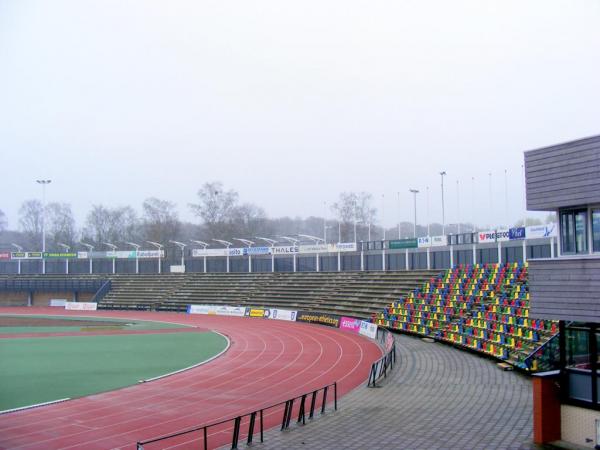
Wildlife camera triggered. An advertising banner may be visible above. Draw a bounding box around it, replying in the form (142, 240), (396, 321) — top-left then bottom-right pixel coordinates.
(389, 239), (418, 249)
(187, 304), (219, 315)
(65, 302), (97, 311)
(359, 321), (378, 339)
(299, 244), (329, 254)
(430, 235), (447, 247)
(0, 252), (10, 260)
(214, 305), (247, 317)
(50, 299), (67, 307)
(137, 250), (165, 258)
(191, 248), (228, 257)
(170, 265), (185, 273)
(327, 243), (357, 252)
(339, 316), (362, 333)
(508, 227), (526, 240)
(417, 237), (431, 248)
(228, 248), (244, 257)
(244, 247), (271, 256)
(268, 308), (297, 321)
(245, 307), (268, 318)
(43, 252), (78, 259)
(77, 251), (88, 259)
(296, 311), (341, 328)
(11, 252), (42, 259)
(271, 246), (298, 255)
(477, 230), (509, 243)
(526, 223), (557, 239)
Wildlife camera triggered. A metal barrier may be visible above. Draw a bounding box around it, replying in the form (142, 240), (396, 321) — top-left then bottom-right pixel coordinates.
(367, 328), (397, 387)
(136, 382), (337, 450)
(90, 280), (112, 303)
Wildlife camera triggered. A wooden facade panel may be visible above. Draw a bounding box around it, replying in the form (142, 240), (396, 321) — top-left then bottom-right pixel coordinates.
(529, 258), (600, 322)
(525, 135), (600, 211)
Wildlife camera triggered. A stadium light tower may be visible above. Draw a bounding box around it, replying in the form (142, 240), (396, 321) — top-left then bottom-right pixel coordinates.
(11, 243), (23, 274)
(213, 239), (232, 273)
(256, 237), (277, 273)
(57, 242), (70, 274)
(169, 240), (187, 269)
(125, 242), (141, 274)
(80, 242), (94, 274)
(190, 240), (209, 273)
(233, 238), (254, 273)
(279, 236), (299, 273)
(104, 242), (118, 274)
(36, 179), (51, 274)
(299, 234), (324, 272)
(146, 241), (163, 274)
(409, 189), (419, 238)
(440, 171), (446, 235)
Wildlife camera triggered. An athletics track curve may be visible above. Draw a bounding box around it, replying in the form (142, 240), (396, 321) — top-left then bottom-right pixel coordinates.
(0, 308), (382, 450)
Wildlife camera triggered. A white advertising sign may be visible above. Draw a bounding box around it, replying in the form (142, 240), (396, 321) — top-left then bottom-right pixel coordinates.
(215, 305), (247, 317)
(267, 308), (297, 321)
(526, 223), (557, 239)
(430, 235), (447, 247)
(50, 299), (67, 307)
(192, 248), (228, 257)
(299, 244), (329, 253)
(359, 321), (378, 339)
(327, 243), (357, 252)
(228, 248), (244, 257)
(478, 230), (510, 243)
(170, 265), (186, 273)
(188, 304), (220, 315)
(271, 246), (299, 255)
(137, 250), (165, 258)
(65, 302), (97, 311)
(417, 237), (431, 248)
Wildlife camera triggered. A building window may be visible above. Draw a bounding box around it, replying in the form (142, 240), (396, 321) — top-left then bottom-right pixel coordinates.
(560, 208), (588, 254)
(592, 209), (600, 253)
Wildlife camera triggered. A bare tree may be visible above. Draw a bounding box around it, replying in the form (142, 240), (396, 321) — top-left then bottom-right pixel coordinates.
(231, 203), (270, 238)
(142, 197), (181, 243)
(82, 205), (139, 246)
(189, 181), (239, 239)
(18, 200), (43, 248)
(46, 203), (77, 248)
(331, 192), (377, 241)
(0, 209), (6, 233)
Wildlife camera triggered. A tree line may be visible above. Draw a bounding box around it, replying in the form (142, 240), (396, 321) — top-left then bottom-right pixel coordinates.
(0, 181), (547, 251)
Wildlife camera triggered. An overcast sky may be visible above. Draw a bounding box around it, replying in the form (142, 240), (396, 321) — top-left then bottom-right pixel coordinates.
(1, 0), (599, 231)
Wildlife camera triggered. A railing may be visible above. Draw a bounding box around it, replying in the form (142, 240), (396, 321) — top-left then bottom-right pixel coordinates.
(367, 327), (397, 387)
(90, 280), (112, 303)
(0, 278), (106, 292)
(523, 331), (561, 372)
(136, 382), (337, 450)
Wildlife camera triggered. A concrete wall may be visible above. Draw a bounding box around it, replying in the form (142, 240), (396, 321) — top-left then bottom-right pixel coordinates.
(561, 404), (600, 448)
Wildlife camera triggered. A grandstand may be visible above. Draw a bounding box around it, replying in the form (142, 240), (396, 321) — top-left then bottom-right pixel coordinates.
(372, 262), (558, 371)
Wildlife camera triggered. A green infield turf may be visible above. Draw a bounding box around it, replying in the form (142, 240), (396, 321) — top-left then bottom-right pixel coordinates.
(0, 331), (228, 411)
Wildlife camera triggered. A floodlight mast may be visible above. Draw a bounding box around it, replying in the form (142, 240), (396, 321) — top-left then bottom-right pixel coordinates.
(213, 239), (232, 273)
(233, 239), (255, 273)
(80, 242), (94, 274)
(298, 234), (324, 272)
(279, 236), (299, 273)
(104, 242), (118, 274)
(256, 237), (278, 272)
(409, 189), (419, 238)
(125, 242), (141, 274)
(36, 179), (51, 274)
(169, 240), (187, 268)
(11, 244), (23, 274)
(57, 242), (71, 274)
(190, 240), (209, 273)
(146, 241), (163, 274)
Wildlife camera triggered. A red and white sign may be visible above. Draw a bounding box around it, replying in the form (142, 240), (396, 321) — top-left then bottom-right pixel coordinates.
(0, 252), (10, 260)
(65, 302), (97, 311)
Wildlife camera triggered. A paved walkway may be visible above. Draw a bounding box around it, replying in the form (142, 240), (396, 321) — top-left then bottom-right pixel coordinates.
(256, 333), (537, 450)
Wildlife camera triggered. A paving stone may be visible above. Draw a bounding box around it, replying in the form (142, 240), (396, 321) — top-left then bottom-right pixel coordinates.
(235, 333), (544, 450)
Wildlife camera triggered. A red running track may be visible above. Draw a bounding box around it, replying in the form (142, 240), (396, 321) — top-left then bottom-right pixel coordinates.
(0, 308), (381, 450)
